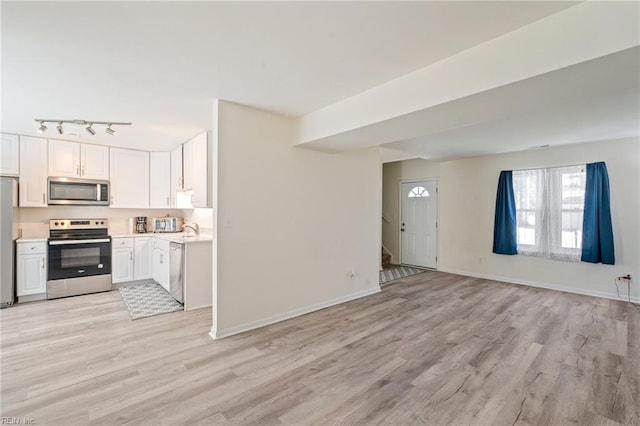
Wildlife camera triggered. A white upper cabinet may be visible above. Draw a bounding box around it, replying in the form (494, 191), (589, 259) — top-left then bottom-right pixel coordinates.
(182, 132), (209, 208)
(170, 145), (183, 208)
(49, 140), (109, 180)
(182, 138), (194, 192)
(48, 140), (80, 178)
(80, 144), (109, 180)
(150, 152), (171, 209)
(0, 133), (20, 176)
(19, 136), (48, 207)
(109, 148), (149, 208)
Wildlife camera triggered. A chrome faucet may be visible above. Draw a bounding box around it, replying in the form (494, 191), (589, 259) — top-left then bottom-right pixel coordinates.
(182, 223), (200, 236)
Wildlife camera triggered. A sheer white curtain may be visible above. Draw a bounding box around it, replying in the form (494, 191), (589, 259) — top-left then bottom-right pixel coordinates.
(513, 165), (585, 262)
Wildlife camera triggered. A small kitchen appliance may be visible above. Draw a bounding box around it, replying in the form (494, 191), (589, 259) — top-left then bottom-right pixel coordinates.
(152, 217), (184, 233)
(135, 216), (147, 233)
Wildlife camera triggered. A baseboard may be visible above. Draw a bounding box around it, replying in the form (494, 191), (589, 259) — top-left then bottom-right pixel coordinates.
(437, 267), (640, 304)
(185, 303), (212, 312)
(209, 286), (381, 339)
(17, 293), (46, 303)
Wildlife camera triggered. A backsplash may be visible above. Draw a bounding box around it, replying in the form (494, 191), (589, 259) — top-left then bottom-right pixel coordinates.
(18, 207), (213, 238)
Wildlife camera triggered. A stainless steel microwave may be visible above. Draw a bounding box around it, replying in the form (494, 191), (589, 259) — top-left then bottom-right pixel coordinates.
(48, 177), (110, 206)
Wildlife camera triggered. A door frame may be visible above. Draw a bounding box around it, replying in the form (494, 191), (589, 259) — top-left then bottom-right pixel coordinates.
(398, 178), (439, 269)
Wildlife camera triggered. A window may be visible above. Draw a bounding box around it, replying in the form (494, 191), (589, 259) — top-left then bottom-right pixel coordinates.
(408, 186), (429, 198)
(513, 165), (585, 262)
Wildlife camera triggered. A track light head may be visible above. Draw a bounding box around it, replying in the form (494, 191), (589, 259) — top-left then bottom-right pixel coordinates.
(35, 119), (131, 136)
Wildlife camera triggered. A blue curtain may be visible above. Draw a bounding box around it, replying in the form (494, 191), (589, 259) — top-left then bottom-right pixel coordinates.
(581, 162), (615, 264)
(493, 170), (517, 255)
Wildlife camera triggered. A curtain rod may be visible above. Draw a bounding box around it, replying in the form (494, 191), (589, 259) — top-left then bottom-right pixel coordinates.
(511, 163), (589, 172)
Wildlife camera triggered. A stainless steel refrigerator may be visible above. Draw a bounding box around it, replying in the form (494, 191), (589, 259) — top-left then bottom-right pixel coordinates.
(1, 177), (19, 308)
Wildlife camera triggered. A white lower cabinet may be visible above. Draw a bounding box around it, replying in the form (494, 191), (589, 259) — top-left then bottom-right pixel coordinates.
(112, 238), (134, 284)
(152, 239), (170, 292)
(17, 242), (47, 296)
(112, 237), (153, 283)
(134, 237), (153, 280)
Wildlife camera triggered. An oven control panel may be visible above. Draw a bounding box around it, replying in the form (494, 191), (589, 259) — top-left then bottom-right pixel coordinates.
(50, 219), (109, 230)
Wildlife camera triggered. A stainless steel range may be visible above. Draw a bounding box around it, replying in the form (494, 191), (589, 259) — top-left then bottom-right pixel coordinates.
(47, 219), (112, 299)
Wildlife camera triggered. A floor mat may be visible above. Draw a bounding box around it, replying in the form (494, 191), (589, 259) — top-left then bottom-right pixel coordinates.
(380, 266), (425, 284)
(119, 282), (183, 320)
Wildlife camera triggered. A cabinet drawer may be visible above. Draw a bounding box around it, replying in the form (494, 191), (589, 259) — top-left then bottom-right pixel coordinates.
(153, 238), (170, 252)
(17, 242), (46, 255)
(112, 237), (134, 249)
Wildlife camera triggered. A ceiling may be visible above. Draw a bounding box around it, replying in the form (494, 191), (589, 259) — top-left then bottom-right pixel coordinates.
(1, 1), (579, 151)
(377, 46), (640, 161)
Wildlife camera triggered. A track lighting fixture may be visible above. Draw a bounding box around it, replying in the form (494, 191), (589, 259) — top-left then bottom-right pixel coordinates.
(34, 119), (131, 137)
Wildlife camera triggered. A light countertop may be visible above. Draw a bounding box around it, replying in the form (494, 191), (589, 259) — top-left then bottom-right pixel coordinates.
(16, 237), (48, 243)
(17, 233), (212, 244)
(111, 232), (213, 244)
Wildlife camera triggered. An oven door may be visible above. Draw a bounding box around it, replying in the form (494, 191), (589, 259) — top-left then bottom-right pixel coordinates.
(48, 239), (112, 280)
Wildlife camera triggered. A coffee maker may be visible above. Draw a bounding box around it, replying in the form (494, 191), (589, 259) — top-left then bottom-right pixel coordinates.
(135, 216), (148, 233)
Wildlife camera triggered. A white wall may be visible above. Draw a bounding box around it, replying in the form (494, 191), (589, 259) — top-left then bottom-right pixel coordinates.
(383, 137), (640, 301)
(212, 101), (381, 337)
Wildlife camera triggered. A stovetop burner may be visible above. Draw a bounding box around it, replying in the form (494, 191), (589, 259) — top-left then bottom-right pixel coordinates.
(49, 219), (109, 240)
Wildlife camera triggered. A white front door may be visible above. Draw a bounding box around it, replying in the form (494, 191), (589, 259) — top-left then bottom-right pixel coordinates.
(401, 180), (437, 268)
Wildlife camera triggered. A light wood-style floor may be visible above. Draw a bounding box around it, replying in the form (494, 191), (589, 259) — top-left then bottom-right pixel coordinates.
(1, 271), (638, 425)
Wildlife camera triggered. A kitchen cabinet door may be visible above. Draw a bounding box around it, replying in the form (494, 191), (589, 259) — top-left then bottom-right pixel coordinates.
(150, 152), (171, 209)
(109, 148), (149, 208)
(112, 247), (134, 283)
(152, 246), (169, 291)
(0, 133), (20, 176)
(17, 252), (46, 296)
(182, 139), (193, 193)
(134, 237), (153, 280)
(191, 132), (208, 208)
(182, 132), (208, 208)
(170, 145), (182, 207)
(81, 144), (109, 180)
(19, 136), (48, 207)
(49, 140), (80, 178)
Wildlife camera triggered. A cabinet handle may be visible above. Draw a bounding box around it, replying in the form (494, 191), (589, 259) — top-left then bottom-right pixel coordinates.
(167, 196), (170, 206)
(130, 252), (132, 261)
(42, 193), (46, 204)
(42, 258), (45, 269)
(77, 166), (80, 176)
(81, 166), (85, 176)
